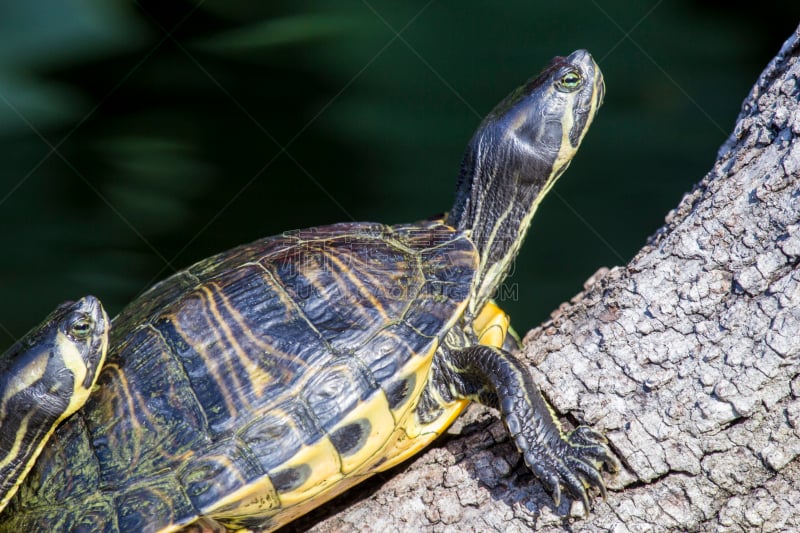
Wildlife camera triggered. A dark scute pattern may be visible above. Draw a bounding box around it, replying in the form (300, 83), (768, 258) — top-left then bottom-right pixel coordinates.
(149, 319), (212, 432)
(356, 322), (429, 385)
(116, 477), (198, 532)
(417, 243), (476, 287)
(401, 237), (476, 337)
(270, 464), (311, 493)
(384, 374), (416, 410)
(5, 221), (478, 525)
(329, 419), (371, 457)
(88, 326), (206, 487)
(155, 297), (237, 434)
(62, 499), (117, 533)
(357, 334), (400, 384)
(179, 440), (269, 511)
(154, 315), (193, 356)
(303, 358), (375, 431)
(162, 267), (327, 435)
(214, 264), (328, 370)
(241, 399), (320, 472)
(403, 281), (470, 337)
(269, 232), (418, 353)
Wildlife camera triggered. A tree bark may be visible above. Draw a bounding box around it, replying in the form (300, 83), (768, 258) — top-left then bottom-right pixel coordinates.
(286, 24), (800, 533)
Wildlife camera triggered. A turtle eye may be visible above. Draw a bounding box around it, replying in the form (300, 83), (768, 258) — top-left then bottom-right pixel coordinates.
(556, 69), (583, 92)
(69, 315), (94, 339)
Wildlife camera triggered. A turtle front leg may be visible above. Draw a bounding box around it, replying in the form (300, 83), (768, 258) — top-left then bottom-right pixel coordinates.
(440, 345), (619, 515)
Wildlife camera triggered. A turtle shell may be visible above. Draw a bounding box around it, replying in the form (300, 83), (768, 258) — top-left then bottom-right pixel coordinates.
(1, 220), (477, 532)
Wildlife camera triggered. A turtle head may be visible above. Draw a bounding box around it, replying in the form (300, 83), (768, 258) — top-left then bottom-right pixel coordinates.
(447, 50), (604, 317)
(488, 49), (603, 188)
(0, 296), (108, 511)
(56, 296), (110, 398)
(1, 296), (109, 418)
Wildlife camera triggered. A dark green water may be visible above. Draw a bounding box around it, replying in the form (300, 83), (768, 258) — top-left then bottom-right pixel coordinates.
(0, 1), (797, 348)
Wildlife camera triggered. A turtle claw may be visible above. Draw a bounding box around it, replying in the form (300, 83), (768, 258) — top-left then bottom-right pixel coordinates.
(520, 424), (618, 517)
(530, 461), (562, 506)
(568, 425), (621, 474)
(568, 455), (607, 500)
(569, 425), (606, 445)
(447, 345), (618, 516)
(526, 450), (591, 515)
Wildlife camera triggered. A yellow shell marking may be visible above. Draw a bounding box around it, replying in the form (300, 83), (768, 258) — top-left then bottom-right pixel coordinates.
(190, 302), (509, 532)
(372, 300), (510, 473)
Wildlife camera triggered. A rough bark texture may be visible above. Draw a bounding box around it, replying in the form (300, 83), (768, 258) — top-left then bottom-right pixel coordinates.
(284, 25), (800, 533)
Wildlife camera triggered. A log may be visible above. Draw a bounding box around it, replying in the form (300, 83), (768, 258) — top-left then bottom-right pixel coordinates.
(286, 24), (800, 532)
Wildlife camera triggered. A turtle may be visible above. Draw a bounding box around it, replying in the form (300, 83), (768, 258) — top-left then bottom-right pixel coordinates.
(1, 49), (618, 532)
(0, 296), (108, 513)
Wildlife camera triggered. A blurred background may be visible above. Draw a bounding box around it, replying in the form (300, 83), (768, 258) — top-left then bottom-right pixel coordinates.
(1, 1), (798, 349)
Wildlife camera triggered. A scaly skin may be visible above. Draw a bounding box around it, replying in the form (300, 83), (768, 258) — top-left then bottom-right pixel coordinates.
(0, 296), (108, 513)
(1, 50), (615, 530)
(441, 344), (620, 515)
